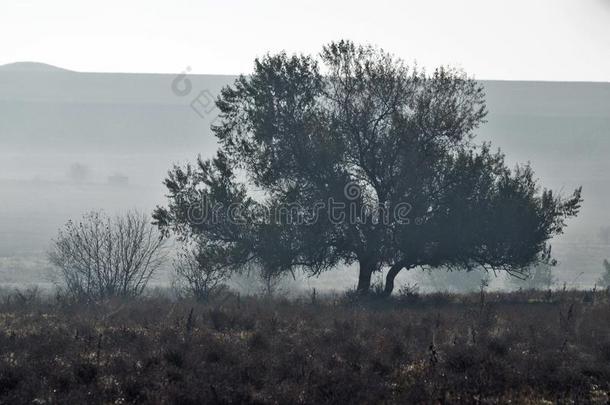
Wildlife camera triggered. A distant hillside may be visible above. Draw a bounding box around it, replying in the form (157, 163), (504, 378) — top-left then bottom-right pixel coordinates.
(1, 67), (608, 201)
(0, 62), (72, 72)
(0, 66), (233, 156)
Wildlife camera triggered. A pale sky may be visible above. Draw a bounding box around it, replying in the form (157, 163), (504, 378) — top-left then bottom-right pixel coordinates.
(1, 0), (609, 81)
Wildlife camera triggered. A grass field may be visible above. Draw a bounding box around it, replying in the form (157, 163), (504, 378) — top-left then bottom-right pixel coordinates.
(0, 288), (609, 404)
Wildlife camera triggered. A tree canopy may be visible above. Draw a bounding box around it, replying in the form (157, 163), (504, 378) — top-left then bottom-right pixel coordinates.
(154, 40), (582, 294)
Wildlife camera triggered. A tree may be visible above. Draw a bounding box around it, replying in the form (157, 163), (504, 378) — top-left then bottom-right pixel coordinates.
(154, 40), (582, 295)
(49, 210), (167, 300)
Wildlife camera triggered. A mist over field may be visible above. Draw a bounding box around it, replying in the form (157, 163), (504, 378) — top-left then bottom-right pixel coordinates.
(1, 62), (609, 291)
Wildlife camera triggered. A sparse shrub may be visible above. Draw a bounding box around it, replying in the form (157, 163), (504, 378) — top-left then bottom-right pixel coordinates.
(396, 283), (420, 303)
(48, 210), (167, 301)
(172, 241), (229, 301)
(12, 286), (42, 306)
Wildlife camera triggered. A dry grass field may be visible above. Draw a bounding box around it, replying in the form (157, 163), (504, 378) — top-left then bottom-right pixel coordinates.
(0, 288), (609, 404)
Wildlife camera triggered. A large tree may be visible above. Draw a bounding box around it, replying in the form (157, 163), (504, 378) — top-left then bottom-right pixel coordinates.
(154, 40), (581, 294)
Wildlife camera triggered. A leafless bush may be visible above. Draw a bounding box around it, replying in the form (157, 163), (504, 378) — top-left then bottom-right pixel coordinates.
(396, 283), (420, 303)
(172, 242), (228, 301)
(48, 210), (167, 301)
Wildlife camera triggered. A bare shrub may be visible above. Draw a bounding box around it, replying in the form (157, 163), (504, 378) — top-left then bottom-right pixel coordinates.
(172, 242), (228, 301)
(396, 283), (420, 303)
(48, 210), (167, 301)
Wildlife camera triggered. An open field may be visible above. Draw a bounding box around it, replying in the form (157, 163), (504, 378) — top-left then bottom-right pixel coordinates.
(0, 289), (609, 404)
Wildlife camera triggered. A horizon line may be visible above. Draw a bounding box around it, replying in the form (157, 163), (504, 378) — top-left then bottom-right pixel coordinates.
(2, 61), (610, 85)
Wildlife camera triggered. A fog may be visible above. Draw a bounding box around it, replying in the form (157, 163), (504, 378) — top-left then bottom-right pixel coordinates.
(1, 62), (609, 291)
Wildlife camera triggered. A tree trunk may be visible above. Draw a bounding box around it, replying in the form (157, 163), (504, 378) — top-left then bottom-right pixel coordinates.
(383, 262), (405, 296)
(356, 259), (375, 293)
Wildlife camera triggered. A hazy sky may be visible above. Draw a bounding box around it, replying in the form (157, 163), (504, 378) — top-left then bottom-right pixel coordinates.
(1, 0), (609, 81)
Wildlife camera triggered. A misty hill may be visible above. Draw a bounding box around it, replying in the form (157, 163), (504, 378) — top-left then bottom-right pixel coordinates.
(0, 62), (72, 73)
(0, 64), (609, 287)
(1, 67), (608, 186)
